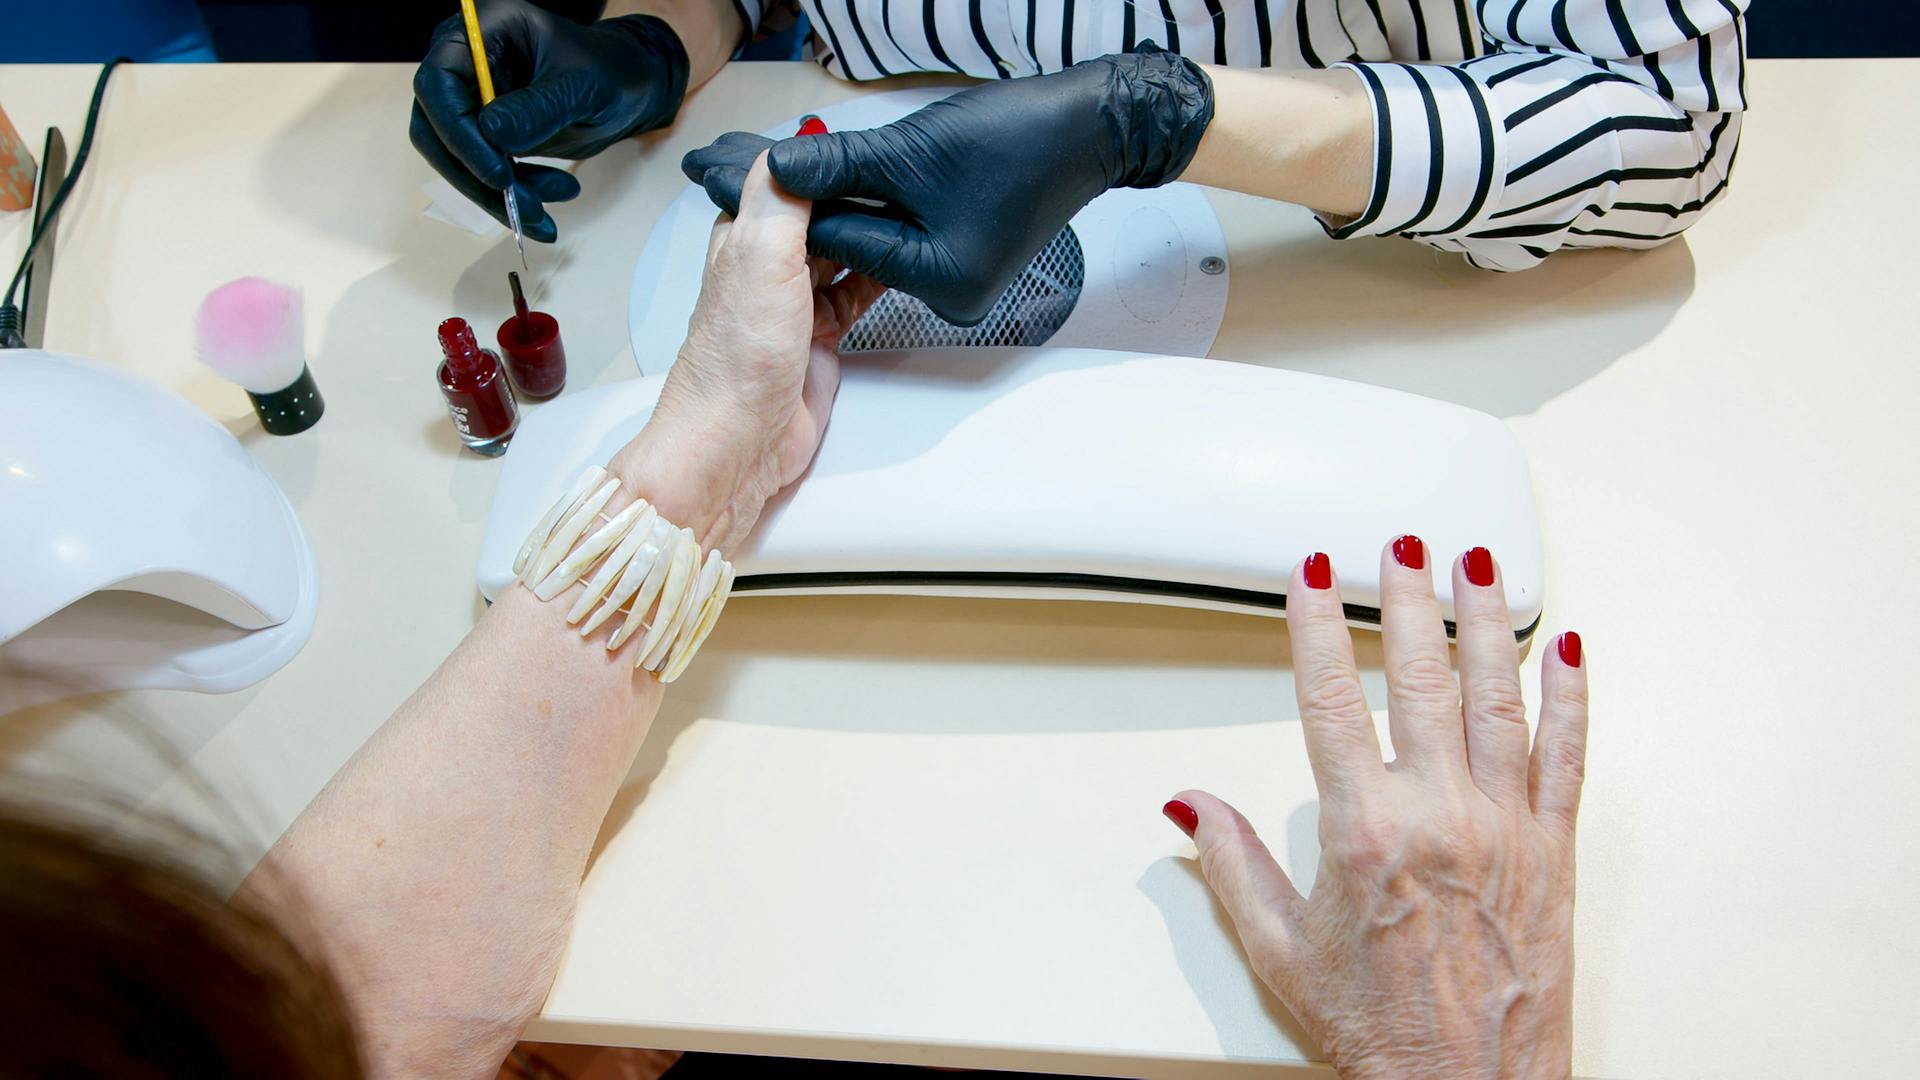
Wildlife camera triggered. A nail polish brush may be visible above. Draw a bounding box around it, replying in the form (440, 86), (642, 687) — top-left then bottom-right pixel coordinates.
(195, 276), (324, 435)
(510, 270), (532, 337)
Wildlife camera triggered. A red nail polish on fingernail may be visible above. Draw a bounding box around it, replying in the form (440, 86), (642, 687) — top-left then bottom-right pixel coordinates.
(1303, 552), (1332, 590)
(1558, 631), (1582, 668)
(796, 116), (829, 136)
(1162, 799), (1198, 838)
(1392, 534), (1426, 570)
(1464, 546), (1495, 587)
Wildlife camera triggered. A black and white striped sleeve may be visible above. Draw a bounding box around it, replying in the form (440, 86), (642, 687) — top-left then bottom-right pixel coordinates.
(1324, 0), (1747, 270)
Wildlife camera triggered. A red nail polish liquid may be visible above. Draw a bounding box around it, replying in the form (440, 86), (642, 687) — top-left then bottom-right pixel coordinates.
(1162, 799), (1198, 838)
(1464, 546), (1496, 588)
(1392, 534), (1426, 570)
(1558, 630), (1583, 668)
(1303, 552), (1332, 590)
(437, 317), (518, 457)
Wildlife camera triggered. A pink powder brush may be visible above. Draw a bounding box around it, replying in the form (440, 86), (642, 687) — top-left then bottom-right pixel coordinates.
(195, 276), (324, 435)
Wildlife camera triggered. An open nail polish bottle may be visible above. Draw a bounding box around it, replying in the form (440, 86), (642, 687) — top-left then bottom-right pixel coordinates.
(437, 317), (518, 456)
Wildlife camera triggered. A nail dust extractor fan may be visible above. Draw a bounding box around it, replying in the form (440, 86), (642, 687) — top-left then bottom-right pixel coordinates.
(0, 351), (319, 714)
(478, 347), (1545, 640)
(629, 88), (1231, 374)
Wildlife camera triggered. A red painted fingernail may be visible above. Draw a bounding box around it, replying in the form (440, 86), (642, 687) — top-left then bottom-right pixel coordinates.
(1392, 534), (1426, 570)
(1558, 630), (1582, 668)
(1463, 546), (1495, 587)
(1303, 552), (1332, 590)
(796, 116), (829, 136)
(1162, 799), (1198, 838)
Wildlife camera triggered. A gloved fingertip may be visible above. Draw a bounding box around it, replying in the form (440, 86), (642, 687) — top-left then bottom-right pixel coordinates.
(678, 149), (707, 186)
(933, 297), (998, 328)
(699, 166), (747, 217)
(527, 167), (582, 203)
(766, 134), (829, 192)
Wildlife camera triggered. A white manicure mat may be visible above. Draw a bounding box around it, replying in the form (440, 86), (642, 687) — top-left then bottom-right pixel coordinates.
(479, 347), (1545, 640)
(628, 89), (1231, 375)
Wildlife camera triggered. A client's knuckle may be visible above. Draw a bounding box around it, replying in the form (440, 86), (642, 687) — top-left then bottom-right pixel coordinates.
(1388, 653), (1459, 705)
(1325, 827), (1390, 875)
(1548, 677), (1589, 717)
(1541, 734), (1587, 782)
(1299, 668), (1371, 721)
(1468, 675), (1529, 730)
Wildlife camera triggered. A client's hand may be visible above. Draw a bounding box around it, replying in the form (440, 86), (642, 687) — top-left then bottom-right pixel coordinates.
(1167, 541), (1587, 1079)
(610, 155), (884, 554)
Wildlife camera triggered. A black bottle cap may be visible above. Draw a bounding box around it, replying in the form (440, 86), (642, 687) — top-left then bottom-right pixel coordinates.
(246, 364), (324, 436)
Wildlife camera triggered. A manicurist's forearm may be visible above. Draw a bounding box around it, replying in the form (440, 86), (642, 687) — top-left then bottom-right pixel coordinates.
(607, 0), (743, 87)
(1181, 66), (1374, 221)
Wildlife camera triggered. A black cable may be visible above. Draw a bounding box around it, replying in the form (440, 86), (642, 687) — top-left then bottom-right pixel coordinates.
(0, 57), (124, 349)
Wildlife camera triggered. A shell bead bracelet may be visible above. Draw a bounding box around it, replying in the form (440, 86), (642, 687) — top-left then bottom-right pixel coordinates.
(512, 465), (734, 682)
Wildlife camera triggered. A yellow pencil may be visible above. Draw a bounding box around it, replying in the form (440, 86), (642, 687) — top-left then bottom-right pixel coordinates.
(458, 0), (527, 269)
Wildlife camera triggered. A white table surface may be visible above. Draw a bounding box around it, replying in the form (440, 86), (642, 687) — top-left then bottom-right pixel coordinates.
(2, 59), (1917, 1079)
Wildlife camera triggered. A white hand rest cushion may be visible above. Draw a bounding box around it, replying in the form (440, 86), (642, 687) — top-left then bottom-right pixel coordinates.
(480, 348), (1544, 640)
(0, 351), (318, 714)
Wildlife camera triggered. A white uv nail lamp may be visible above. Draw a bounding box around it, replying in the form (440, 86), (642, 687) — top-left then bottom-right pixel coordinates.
(628, 89), (1233, 375)
(478, 348), (1545, 640)
(0, 351), (319, 715)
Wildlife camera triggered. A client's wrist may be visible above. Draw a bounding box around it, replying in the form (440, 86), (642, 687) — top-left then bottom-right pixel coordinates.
(606, 414), (752, 550)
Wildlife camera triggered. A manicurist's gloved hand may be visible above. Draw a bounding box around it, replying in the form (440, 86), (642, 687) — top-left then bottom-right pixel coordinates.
(411, 0), (690, 242)
(680, 46), (1213, 326)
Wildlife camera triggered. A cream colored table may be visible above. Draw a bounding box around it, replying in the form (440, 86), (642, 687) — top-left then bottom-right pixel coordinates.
(2, 59), (1916, 1079)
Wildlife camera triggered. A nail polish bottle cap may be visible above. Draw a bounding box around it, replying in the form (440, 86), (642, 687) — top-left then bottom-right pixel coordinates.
(495, 310), (566, 399)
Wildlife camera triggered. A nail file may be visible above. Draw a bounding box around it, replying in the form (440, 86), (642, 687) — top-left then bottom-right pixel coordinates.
(477, 347), (1545, 641)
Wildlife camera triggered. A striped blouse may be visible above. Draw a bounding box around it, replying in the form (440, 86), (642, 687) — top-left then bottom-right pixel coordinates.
(728, 0), (1747, 270)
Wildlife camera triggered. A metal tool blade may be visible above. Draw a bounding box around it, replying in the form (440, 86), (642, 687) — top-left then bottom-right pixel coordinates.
(503, 167), (527, 272)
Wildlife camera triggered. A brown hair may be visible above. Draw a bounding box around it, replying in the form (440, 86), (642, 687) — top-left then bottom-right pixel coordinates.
(0, 804), (363, 1078)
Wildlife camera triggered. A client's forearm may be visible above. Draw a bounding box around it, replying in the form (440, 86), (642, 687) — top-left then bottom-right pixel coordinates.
(1182, 66), (1373, 220)
(240, 588), (661, 1078)
(240, 438), (720, 1080)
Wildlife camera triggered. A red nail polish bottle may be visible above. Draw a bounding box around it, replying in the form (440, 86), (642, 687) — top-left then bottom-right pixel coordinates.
(437, 317), (518, 456)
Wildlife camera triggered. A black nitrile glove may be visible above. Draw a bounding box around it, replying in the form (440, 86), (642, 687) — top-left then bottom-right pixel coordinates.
(411, 0), (689, 242)
(680, 46), (1212, 326)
